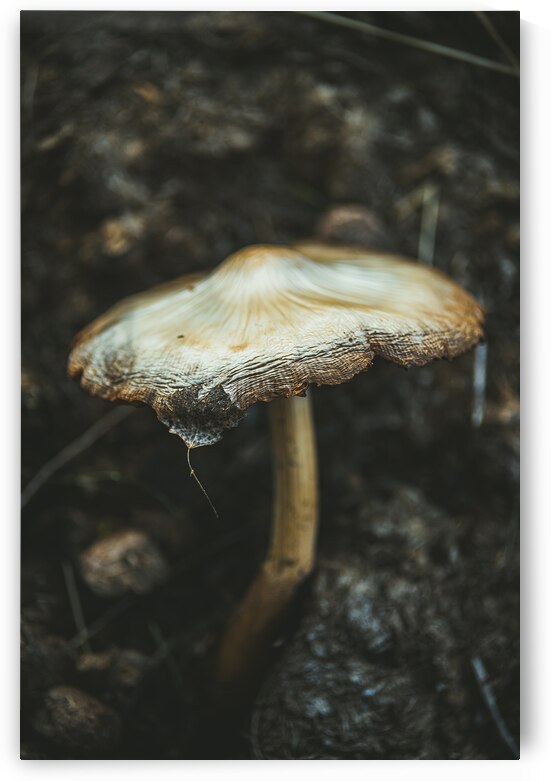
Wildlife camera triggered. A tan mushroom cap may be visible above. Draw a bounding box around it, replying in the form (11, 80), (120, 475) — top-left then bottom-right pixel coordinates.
(68, 242), (484, 447)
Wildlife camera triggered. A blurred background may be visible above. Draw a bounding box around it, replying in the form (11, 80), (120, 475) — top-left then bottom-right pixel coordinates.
(21, 11), (519, 759)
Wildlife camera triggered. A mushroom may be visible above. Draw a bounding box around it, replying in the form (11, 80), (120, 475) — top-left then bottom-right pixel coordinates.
(68, 241), (484, 698)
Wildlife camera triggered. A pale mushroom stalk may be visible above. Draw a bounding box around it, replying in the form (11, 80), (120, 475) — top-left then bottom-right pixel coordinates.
(214, 394), (318, 691)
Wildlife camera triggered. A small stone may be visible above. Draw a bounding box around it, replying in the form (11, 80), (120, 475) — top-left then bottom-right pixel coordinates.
(100, 212), (145, 256)
(79, 529), (168, 598)
(316, 205), (389, 249)
(76, 650), (112, 678)
(32, 686), (121, 755)
(76, 647), (149, 689)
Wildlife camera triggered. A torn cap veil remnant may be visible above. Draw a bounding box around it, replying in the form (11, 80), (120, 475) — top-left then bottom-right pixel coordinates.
(68, 242), (485, 447)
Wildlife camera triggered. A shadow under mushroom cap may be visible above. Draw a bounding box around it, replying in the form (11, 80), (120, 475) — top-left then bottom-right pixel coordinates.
(68, 242), (485, 447)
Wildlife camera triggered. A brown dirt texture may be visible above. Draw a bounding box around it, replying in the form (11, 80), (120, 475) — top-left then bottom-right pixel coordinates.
(21, 11), (519, 760)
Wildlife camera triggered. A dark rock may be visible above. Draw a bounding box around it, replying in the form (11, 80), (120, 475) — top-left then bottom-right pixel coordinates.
(251, 559), (439, 759)
(31, 686), (121, 756)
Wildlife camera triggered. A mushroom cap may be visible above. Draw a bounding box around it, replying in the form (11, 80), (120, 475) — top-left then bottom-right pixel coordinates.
(68, 242), (484, 447)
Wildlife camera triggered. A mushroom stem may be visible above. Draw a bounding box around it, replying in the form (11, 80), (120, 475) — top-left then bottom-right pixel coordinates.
(214, 394), (318, 700)
(268, 393), (318, 575)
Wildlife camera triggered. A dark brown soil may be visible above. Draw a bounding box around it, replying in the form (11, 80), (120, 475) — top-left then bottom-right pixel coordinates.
(21, 11), (519, 760)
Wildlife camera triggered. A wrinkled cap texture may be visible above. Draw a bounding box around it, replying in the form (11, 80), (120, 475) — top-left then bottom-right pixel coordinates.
(68, 242), (484, 447)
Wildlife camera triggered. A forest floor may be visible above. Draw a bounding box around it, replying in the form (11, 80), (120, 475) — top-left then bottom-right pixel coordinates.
(21, 11), (519, 759)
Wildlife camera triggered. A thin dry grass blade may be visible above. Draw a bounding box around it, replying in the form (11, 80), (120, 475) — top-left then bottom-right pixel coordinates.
(418, 183), (440, 266)
(61, 560), (91, 653)
(299, 11), (518, 77)
(471, 342), (488, 428)
(471, 656), (520, 759)
(475, 11), (519, 73)
(21, 406), (134, 509)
